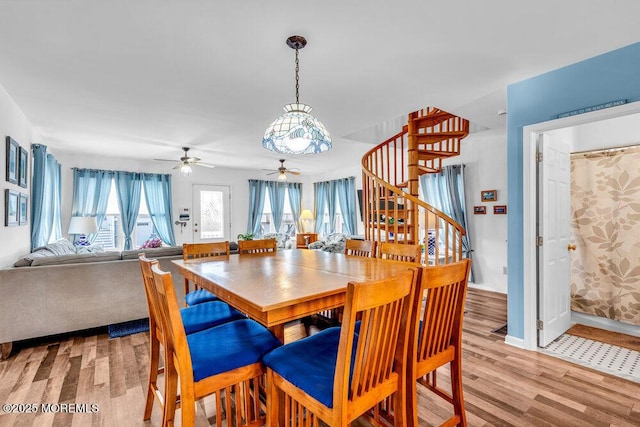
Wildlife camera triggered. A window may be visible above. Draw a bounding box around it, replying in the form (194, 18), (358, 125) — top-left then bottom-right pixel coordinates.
(200, 188), (224, 239)
(96, 182), (155, 250)
(261, 188), (296, 236)
(319, 204), (344, 235)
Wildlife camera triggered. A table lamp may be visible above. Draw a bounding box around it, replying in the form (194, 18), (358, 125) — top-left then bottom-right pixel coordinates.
(299, 209), (314, 233)
(68, 216), (98, 246)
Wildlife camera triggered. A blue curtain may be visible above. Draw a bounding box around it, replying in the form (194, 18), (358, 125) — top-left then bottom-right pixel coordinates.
(313, 181), (329, 234)
(287, 182), (302, 232)
(266, 181), (287, 232)
(71, 168), (114, 243)
(114, 171), (142, 250)
(142, 173), (176, 246)
(420, 165), (474, 281)
(327, 181), (338, 233)
(247, 179), (268, 236)
(335, 177), (358, 235)
(30, 145), (62, 250)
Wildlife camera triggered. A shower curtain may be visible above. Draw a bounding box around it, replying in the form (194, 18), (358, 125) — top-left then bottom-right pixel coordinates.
(570, 146), (640, 326)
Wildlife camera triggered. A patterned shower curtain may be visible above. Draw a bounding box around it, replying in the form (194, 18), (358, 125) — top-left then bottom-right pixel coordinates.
(570, 146), (640, 326)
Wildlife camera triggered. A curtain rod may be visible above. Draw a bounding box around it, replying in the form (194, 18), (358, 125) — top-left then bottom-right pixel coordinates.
(571, 143), (640, 156)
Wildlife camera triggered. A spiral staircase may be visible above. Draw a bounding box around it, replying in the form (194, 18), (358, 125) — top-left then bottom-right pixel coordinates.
(361, 107), (469, 265)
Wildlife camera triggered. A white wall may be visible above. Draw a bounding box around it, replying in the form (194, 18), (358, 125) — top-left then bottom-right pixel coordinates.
(442, 128), (508, 293)
(0, 85), (42, 267)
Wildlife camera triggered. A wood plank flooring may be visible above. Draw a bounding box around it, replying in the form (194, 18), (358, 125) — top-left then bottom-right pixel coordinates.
(1, 288), (639, 426)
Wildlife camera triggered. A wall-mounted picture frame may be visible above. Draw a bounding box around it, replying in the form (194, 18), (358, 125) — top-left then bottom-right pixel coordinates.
(481, 189), (497, 202)
(494, 205), (507, 215)
(19, 192), (28, 225)
(473, 206), (486, 214)
(18, 147), (28, 188)
(5, 189), (19, 226)
(5, 137), (19, 185)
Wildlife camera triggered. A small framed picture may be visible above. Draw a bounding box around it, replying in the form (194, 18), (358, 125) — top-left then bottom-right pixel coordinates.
(494, 205), (507, 215)
(5, 189), (19, 226)
(5, 137), (19, 185)
(481, 189), (497, 202)
(18, 147), (28, 188)
(19, 193), (28, 225)
(473, 206), (486, 214)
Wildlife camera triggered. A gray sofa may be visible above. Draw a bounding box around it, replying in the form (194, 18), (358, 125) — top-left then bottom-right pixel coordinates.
(0, 242), (185, 359)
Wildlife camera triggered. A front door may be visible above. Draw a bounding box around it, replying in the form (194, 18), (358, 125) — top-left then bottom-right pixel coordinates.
(192, 185), (231, 243)
(538, 133), (572, 347)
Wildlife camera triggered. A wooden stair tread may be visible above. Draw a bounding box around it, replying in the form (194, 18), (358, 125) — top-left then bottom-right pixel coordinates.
(417, 150), (458, 161)
(411, 111), (454, 128)
(411, 131), (468, 143)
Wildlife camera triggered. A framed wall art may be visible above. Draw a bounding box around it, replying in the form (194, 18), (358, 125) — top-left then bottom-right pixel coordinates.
(18, 147), (28, 188)
(494, 205), (507, 215)
(473, 206), (486, 214)
(5, 189), (19, 226)
(481, 189), (497, 202)
(19, 192), (28, 225)
(5, 137), (19, 185)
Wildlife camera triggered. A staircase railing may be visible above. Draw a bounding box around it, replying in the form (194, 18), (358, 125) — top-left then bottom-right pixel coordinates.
(361, 108), (467, 266)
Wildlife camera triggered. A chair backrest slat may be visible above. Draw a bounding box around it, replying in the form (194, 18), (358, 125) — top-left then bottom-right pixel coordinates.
(378, 242), (421, 263)
(138, 254), (161, 334)
(183, 242), (230, 260)
(344, 239), (376, 258)
(238, 238), (277, 254)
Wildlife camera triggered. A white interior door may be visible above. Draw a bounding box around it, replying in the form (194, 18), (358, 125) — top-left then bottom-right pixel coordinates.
(538, 133), (572, 347)
(192, 185), (231, 243)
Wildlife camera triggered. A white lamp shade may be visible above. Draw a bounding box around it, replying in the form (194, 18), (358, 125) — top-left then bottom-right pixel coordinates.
(299, 209), (314, 220)
(68, 216), (98, 235)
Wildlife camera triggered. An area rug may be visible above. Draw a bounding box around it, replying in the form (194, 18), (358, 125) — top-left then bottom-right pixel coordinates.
(108, 318), (149, 338)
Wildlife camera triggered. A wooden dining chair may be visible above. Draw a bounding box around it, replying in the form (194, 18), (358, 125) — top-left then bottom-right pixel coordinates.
(182, 242), (230, 306)
(379, 242), (422, 263)
(137, 254), (245, 424)
(151, 263), (282, 427)
(407, 259), (471, 427)
(264, 267), (419, 426)
(344, 239), (376, 258)
(238, 238), (277, 254)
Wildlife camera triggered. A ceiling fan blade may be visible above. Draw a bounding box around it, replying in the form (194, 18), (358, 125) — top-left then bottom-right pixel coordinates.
(194, 162), (216, 168)
(172, 163), (183, 170)
(154, 158), (179, 162)
(261, 168), (277, 171)
(266, 171), (278, 175)
(287, 170), (302, 175)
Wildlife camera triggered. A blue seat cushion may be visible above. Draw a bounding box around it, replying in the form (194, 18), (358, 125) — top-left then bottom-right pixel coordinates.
(187, 319), (281, 382)
(263, 327), (358, 408)
(185, 288), (218, 306)
(180, 301), (245, 335)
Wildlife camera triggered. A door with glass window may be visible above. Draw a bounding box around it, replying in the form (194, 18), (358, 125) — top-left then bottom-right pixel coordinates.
(192, 185), (230, 243)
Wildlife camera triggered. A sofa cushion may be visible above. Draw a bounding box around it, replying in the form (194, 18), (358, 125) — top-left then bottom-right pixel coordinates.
(30, 251), (121, 266)
(33, 238), (77, 256)
(13, 250), (55, 267)
(121, 246), (183, 260)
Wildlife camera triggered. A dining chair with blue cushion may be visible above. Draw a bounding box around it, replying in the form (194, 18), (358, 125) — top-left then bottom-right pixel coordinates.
(138, 254), (246, 424)
(151, 262), (281, 427)
(264, 267), (419, 426)
(182, 242), (230, 306)
(406, 259), (471, 427)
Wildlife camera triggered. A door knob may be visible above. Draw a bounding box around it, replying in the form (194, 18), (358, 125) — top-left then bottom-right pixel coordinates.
(567, 244), (577, 251)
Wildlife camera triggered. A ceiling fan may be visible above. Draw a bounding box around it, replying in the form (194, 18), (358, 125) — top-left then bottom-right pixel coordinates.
(154, 147), (215, 175)
(263, 159), (301, 181)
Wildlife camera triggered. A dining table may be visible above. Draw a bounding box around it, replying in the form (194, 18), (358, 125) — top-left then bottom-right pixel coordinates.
(173, 248), (417, 342)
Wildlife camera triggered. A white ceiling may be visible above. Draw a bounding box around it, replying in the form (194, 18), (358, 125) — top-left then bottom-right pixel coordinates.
(0, 1), (639, 175)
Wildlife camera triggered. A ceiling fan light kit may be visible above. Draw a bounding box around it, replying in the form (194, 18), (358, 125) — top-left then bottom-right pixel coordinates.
(262, 35), (332, 155)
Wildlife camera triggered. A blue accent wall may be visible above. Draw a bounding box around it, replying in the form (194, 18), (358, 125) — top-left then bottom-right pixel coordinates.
(506, 42), (640, 340)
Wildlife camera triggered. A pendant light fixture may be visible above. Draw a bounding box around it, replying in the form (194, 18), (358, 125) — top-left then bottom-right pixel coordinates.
(262, 35), (332, 155)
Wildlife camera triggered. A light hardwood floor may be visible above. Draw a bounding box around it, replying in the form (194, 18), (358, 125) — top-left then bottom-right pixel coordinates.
(1, 289), (639, 426)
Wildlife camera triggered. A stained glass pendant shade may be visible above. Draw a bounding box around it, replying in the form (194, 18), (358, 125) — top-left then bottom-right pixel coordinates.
(262, 36), (332, 155)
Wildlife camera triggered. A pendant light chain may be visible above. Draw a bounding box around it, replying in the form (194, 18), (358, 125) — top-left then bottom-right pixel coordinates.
(295, 48), (300, 104)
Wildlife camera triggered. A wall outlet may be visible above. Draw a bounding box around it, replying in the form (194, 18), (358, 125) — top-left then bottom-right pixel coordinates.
(503, 266), (508, 275)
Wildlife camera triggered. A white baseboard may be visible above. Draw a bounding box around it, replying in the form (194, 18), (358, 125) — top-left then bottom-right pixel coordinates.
(504, 334), (526, 349)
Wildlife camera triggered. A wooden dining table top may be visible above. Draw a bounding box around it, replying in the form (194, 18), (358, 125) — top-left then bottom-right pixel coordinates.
(173, 249), (417, 340)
